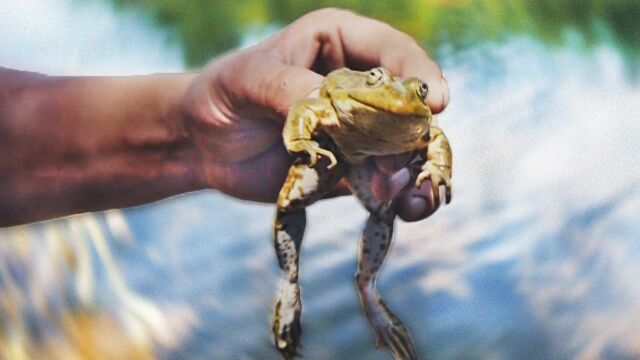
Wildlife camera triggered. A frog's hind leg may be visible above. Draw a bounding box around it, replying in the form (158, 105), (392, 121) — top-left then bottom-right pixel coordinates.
(273, 157), (345, 359)
(348, 163), (419, 360)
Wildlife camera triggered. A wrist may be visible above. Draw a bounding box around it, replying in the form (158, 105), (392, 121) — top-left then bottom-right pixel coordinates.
(154, 72), (208, 191)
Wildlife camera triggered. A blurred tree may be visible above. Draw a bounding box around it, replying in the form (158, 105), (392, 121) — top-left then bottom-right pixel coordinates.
(108, 0), (639, 71)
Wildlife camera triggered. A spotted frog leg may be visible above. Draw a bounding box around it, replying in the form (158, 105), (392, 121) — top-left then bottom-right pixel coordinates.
(348, 162), (419, 360)
(416, 125), (452, 208)
(273, 140), (346, 359)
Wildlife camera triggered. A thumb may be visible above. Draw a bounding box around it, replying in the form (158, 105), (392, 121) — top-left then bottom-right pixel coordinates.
(243, 59), (324, 122)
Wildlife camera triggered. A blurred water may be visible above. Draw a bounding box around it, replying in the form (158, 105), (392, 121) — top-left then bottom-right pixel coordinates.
(0, 0), (183, 74)
(1, 1), (640, 359)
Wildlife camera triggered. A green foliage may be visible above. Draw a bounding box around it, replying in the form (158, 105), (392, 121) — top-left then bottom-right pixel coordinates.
(108, 0), (639, 69)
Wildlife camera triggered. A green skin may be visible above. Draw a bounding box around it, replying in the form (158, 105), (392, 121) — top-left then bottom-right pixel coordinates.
(273, 67), (452, 360)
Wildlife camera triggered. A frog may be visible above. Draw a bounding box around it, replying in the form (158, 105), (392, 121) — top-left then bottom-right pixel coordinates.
(272, 67), (452, 360)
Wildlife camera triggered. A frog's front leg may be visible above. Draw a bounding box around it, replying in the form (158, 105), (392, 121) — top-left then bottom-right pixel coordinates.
(283, 98), (340, 169)
(273, 155), (345, 359)
(348, 163), (418, 360)
(416, 125), (453, 208)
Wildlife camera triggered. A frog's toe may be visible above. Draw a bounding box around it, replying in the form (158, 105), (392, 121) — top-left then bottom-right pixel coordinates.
(361, 290), (419, 360)
(445, 182), (452, 204)
(316, 148), (337, 169)
(415, 172), (428, 188)
(306, 149), (318, 167)
(273, 287), (302, 359)
(373, 321), (418, 360)
(431, 176), (442, 208)
(273, 308), (302, 359)
(275, 330), (301, 358)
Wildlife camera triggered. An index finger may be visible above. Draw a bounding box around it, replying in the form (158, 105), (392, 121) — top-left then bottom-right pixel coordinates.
(334, 10), (449, 113)
(277, 9), (449, 113)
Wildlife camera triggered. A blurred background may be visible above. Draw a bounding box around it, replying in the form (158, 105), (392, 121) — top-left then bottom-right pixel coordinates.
(1, 0), (639, 359)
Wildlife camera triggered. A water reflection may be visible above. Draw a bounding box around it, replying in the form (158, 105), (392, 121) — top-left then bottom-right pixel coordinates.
(1, 1), (640, 359)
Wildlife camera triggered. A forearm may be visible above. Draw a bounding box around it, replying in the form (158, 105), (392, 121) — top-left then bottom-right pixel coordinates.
(0, 68), (203, 226)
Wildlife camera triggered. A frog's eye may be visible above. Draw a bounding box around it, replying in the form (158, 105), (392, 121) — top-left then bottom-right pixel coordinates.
(367, 68), (384, 85)
(416, 81), (429, 99)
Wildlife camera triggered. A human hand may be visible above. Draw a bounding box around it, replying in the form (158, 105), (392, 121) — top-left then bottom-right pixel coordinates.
(182, 8), (450, 221)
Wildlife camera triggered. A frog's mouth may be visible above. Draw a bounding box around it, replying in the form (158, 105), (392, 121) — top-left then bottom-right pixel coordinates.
(347, 92), (430, 117)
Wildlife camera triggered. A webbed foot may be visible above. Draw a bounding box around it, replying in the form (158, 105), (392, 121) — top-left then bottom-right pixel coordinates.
(273, 281), (302, 359)
(359, 285), (418, 360)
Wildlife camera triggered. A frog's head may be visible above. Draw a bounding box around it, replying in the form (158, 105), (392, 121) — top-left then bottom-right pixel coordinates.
(323, 67), (431, 118)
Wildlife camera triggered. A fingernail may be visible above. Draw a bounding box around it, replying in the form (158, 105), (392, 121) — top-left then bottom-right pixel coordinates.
(441, 73), (450, 108)
(389, 168), (411, 198)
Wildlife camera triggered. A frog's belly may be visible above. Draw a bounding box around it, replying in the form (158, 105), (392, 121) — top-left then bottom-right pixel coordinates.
(328, 129), (425, 163)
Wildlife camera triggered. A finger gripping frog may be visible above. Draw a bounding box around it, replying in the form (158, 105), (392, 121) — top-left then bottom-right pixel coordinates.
(272, 67), (452, 360)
